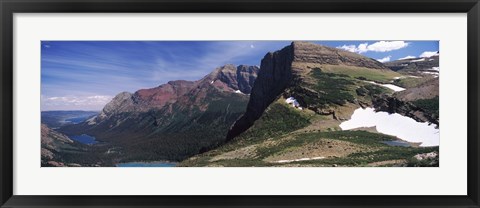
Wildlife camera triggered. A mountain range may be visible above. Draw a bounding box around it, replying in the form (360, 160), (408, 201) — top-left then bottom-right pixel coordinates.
(60, 64), (259, 162)
(44, 41), (439, 167)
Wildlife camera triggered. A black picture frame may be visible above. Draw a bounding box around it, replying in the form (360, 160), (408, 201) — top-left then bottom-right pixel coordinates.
(1, 0), (479, 207)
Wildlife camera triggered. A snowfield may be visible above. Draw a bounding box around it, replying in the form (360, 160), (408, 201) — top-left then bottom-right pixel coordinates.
(339, 107), (439, 147)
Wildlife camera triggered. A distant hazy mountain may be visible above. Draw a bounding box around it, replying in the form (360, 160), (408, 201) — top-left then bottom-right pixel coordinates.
(384, 53), (439, 72)
(41, 111), (98, 129)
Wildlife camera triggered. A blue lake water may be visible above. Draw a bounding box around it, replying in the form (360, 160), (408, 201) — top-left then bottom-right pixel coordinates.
(71, 134), (98, 144)
(381, 140), (412, 147)
(116, 162), (177, 167)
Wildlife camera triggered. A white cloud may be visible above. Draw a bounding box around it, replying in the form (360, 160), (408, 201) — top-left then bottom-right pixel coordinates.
(250, 44), (255, 49)
(376, 56), (392, 63)
(357, 43), (369, 53)
(398, 55), (416, 60)
(337, 44), (358, 53)
(42, 95), (113, 111)
(419, 51), (439, 58)
(337, 41), (409, 54)
(367, 41), (409, 52)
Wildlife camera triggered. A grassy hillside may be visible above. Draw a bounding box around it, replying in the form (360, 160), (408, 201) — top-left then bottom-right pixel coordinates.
(320, 65), (402, 83)
(180, 96), (439, 167)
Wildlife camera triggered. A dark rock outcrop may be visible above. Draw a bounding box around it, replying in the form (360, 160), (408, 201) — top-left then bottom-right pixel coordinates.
(372, 95), (438, 126)
(226, 44), (295, 140)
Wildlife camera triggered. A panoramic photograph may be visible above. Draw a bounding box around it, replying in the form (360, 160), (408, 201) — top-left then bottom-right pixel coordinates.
(41, 40), (439, 167)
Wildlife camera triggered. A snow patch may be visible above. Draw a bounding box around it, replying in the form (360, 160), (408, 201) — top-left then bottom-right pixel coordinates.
(339, 107), (439, 147)
(234, 90), (244, 94)
(422, 71), (439, 78)
(364, 81), (405, 92)
(410, 58), (425, 63)
(285, 97), (303, 110)
(276, 156), (326, 163)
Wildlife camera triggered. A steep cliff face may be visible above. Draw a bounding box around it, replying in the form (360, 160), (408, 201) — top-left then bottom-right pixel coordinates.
(226, 44), (295, 140)
(372, 95), (439, 126)
(226, 41), (388, 140)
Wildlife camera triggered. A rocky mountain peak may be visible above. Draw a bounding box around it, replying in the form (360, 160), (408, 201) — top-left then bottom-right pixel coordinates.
(200, 64), (259, 94)
(102, 92), (134, 115)
(89, 64), (259, 125)
(236, 65), (260, 94)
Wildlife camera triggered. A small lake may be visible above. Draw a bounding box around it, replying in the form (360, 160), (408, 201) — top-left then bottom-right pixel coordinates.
(70, 134), (98, 145)
(116, 162), (177, 167)
(339, 107), (439, 147)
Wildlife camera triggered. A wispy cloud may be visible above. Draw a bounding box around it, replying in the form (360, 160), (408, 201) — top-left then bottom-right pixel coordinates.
(41, 41), (287, 110)
(41, 95), (113, 111)
(337, 41), (409, 54)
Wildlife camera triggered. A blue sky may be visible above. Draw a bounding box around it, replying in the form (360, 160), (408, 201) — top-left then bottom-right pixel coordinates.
(41, 40), (438, 111)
